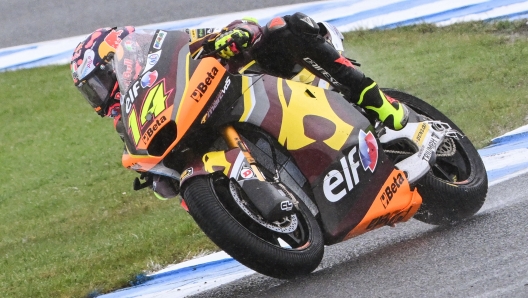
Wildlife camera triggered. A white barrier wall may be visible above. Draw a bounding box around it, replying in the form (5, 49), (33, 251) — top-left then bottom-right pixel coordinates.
(1, 0), (528, 71)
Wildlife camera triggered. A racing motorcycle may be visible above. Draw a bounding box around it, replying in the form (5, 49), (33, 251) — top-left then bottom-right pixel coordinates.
(115, 28), (488, 279)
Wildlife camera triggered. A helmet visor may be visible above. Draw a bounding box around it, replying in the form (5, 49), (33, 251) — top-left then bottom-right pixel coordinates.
(77, 65), (116, 111)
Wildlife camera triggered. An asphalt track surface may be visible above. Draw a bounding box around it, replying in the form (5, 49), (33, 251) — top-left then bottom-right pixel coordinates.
(0, 0), (318, 48)
(9, 2), (528, 297)
(191, 173), (528, 298)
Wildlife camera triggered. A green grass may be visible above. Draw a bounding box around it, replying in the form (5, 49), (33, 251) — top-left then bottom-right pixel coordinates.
(343, 20), (528, 147)
(1, 20), (528, 297)
(0, 66), (217, 297)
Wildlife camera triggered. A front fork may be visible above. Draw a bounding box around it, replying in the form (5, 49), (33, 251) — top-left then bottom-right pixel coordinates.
(220, 125), (296, 222)
(221, 125), (267, 181)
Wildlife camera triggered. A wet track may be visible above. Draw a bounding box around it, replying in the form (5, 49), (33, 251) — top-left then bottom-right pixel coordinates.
(6, 1), (528, 297)
(0, 0), (318, 48)
(192, 173), (528, 297)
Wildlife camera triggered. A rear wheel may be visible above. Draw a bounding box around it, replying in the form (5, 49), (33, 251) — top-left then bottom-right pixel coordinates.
(182, 173), (324, 279)
(382, 89), (488, 225)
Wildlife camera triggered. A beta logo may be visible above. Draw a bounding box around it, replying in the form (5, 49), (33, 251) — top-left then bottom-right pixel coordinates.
(358, 130), (378, 172)
(141, 115), (167, 144)
(323, 147), (361, 202)
(379, 172), (405, 209)
(190, 67), (219, 102)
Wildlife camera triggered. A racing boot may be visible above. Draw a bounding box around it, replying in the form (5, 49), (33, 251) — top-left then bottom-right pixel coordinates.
(355, 77), (409, 131)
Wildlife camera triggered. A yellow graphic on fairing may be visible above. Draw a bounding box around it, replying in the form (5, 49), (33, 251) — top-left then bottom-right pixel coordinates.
(277, 79), (354, 151)
(290, 68), (316, 84)
(240, 76), (254, 121)
(203, 151), (232, 176)
(140, 81), (171, 124)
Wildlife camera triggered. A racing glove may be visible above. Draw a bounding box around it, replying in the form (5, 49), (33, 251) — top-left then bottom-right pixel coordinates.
(214, 29), (250, 59)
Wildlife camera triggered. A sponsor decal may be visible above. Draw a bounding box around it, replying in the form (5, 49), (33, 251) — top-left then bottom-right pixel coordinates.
(280, 201), (293, 211)
(323, 147), (361, 202)
(190, 29), (198, 41)
(79, 49), (95, 79)
(141, 115), (167, 144)
(300, 16), (314, 27)
(124, 81), (141, 114)
(367, 206), (413, 230)
(190, 66), (219, 102)
(143, 51), (161, 73)
(153, 30), (167, 49)
(122, 58), (134, 87)
(201, 76), (231, 123)
(148, 52), (160, 65)
(303, 57), (341, 87)
(323, 133), (381, 203)
(124, 40), (135, 51)
(181, 168), (193, 181)
(104, 29), (123, 49)
(412, 122), (429, 146)
(141, 70), (158, 88)
(379, 172), (405, 208)
(358, 130), (378, 172)
(422, 133), (440, 162)
(239, 165), (255, 180)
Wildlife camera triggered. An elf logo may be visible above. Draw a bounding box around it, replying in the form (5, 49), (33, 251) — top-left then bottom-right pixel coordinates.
(190, 67), (219, 102)
(323, 147), (361, 202)
(124, 80), (141, 114)
(323, 130), (379, 203)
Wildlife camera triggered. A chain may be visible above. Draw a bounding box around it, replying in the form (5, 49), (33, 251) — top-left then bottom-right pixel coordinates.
(384, 137), (457, 157)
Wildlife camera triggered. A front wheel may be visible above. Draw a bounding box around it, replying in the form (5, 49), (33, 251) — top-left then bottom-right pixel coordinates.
(182, 174), (324, 279)
(382, 89), (488, 225)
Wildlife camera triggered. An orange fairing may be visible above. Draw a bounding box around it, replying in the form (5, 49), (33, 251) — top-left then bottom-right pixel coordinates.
(344, 169), (422, 239)
(122, 58), (226, 171)
(175, 58), (225, 144)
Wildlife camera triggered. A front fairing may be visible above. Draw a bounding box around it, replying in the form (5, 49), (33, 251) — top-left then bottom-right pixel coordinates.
(114, 30), (233, 172)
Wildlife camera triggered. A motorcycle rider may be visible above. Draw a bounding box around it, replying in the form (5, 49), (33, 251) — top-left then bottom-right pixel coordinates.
(192, 13), (409, 131)
(70, 13), (408, 200)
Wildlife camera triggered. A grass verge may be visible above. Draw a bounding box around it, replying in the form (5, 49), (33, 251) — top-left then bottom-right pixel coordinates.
(0, 20), (527, 297)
